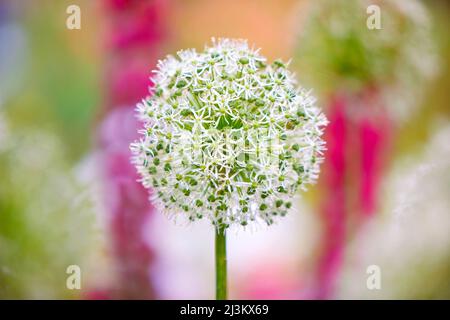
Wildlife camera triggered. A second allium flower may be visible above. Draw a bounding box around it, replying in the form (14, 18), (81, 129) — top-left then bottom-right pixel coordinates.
(131, 38), (327, 228)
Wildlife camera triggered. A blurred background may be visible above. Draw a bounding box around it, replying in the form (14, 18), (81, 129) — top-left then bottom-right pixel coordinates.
(0, 0), (448, 299)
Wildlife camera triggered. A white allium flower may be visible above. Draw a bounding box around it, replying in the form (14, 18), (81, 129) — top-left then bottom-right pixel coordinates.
(131, 38), (327, 228)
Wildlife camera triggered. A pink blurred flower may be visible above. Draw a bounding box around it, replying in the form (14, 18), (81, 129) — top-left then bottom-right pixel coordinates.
(314, 89), (392, 299)
(105, 0), (168, 50)
(92, 0), (169, 299)
(358, 88), (392, 218)
(98, 107), (156, 299)
(315, 94), (347, 299)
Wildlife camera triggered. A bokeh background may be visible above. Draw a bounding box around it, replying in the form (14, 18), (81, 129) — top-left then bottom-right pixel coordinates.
(0, 0), (449, 299)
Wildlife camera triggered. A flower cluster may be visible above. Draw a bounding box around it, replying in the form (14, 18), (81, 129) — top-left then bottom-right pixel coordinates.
(295, 0), (438, 121)
(131, 38), (327, 228)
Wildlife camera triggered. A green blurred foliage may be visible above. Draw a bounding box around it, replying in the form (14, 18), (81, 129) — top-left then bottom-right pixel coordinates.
(0, 1), (101, 298)
(0, 129), (99, 298)
(7, 0), (100, 161)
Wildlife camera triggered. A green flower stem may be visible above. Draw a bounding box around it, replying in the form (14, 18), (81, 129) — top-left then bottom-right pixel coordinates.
(215, 225), (227, 300)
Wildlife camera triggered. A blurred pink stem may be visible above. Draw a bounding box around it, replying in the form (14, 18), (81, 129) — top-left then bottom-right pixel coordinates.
(358, 109), (391, 218)
(315, 88), (392, 298)
(315, 94), (347, 299)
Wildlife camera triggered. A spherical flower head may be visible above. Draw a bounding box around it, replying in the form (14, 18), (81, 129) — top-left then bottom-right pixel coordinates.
(131, 38), (327, 228)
